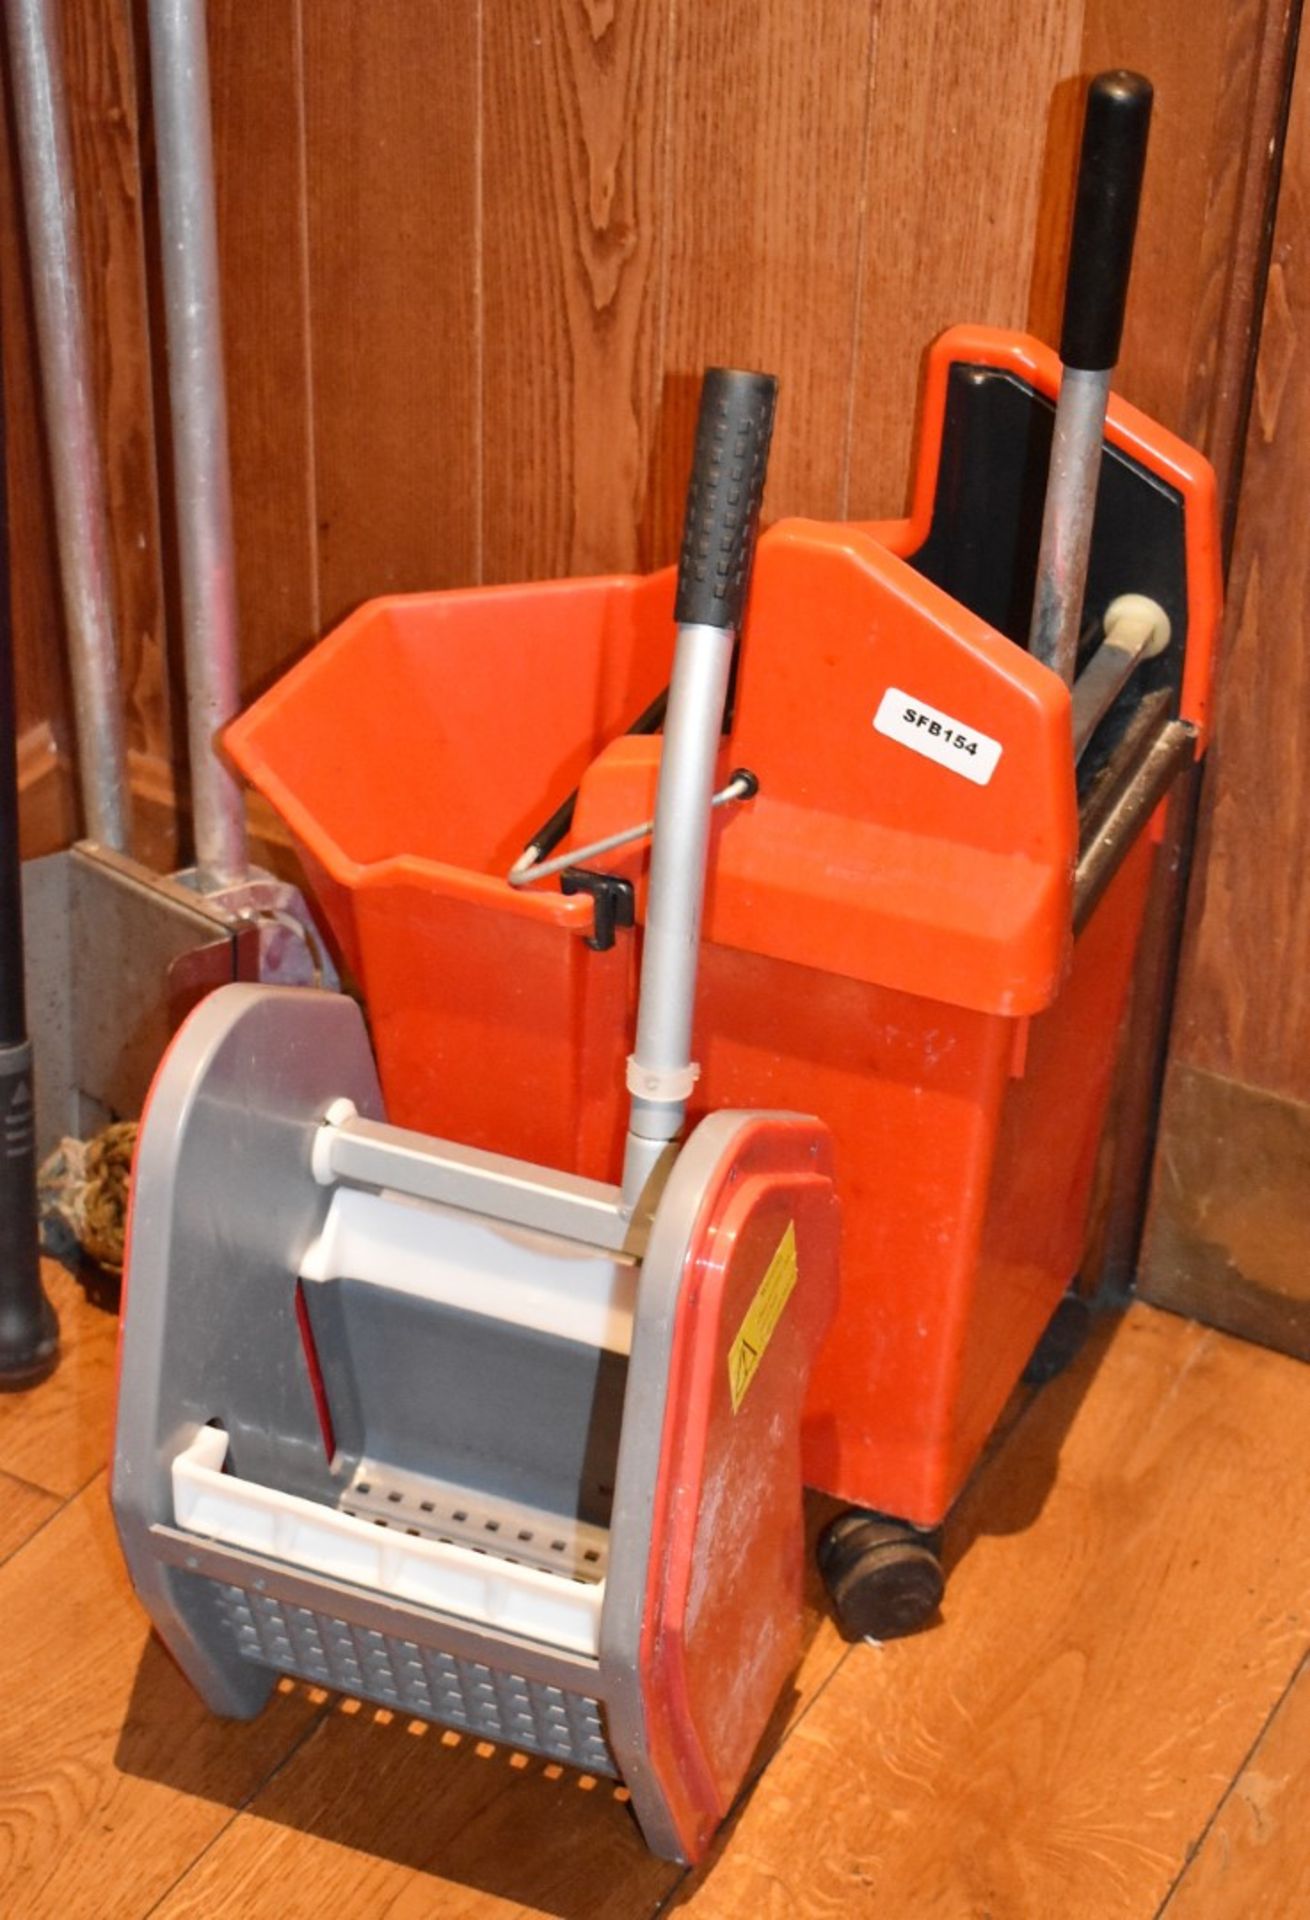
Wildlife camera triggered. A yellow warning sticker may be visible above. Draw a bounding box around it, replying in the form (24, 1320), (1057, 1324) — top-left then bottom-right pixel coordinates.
(727, 1220), (799, 1414)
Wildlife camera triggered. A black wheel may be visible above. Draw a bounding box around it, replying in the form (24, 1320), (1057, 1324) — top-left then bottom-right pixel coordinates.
(1021, 1290), (1092, 1386)
(817, 1509), (944, 1642)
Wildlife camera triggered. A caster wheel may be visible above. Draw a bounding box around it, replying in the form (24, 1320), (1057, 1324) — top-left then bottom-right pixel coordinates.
(818, 1510), (944, 1642)
(1021, 1291), (1092, 1386)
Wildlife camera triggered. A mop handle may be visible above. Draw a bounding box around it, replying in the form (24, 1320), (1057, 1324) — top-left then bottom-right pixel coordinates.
(1060, 70), (1154, 374)
(621, 369), (777, 1208)
(1029, 71), (1153, 686)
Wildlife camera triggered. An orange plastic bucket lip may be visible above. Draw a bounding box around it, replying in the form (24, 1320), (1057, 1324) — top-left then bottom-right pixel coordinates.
(223, 578), (652, 935)
(232, 753), (592, 930)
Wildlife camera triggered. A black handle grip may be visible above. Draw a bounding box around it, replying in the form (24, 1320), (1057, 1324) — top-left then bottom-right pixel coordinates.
(0, 1042), (57, 1387)
(674, 367), (778, 630)
(1060, 70), (1153, 372)
(0, 299), (57, 1386)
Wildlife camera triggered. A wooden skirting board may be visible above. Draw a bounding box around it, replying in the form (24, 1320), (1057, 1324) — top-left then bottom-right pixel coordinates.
(16, 722), (75, 860)
(122, 749), (300, 882)
(1140, 1059), (1310, 1361)
(17, 734), (299, 883)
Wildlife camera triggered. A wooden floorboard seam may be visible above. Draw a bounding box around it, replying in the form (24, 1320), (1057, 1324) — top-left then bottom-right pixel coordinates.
(138, 1695), (342, 1920)
(1152, 1639), (1310, 1918)
(649, 1629), (861, 1917)
(0, 1450), (127, 1571)
(0, 1495), (62, 1572)
(0, 1461), (66, 1503)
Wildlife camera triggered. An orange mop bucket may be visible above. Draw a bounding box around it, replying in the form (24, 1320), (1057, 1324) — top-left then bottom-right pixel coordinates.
(229, 325), (1219, 1552)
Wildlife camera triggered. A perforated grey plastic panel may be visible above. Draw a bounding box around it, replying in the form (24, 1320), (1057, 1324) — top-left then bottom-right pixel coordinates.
(213, 1582), (617, 1775)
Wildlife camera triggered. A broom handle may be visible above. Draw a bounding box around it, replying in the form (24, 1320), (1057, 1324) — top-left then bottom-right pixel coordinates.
(621, 368), (777, 1209)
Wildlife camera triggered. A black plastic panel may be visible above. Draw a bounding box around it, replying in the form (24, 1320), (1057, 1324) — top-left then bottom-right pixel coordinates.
(906, 364), (1188, 794)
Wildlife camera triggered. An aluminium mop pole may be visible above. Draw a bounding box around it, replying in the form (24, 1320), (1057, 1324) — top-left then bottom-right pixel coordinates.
(621, 368), (777, 1210)
(1029, 71), (1153, 686)
(0, 334), (59, 1388)
(5, 0), (129, 851)
(147, 0), (249, 890)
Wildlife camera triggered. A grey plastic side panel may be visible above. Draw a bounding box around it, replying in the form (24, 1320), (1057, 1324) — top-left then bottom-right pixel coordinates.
(599, 1110), (761, 1864)
(112, 984), (384, 1715)
(303, 1281), (626, 1525)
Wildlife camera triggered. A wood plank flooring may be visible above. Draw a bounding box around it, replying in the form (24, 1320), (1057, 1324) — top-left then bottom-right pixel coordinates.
(1, 1266), (1307, 1918)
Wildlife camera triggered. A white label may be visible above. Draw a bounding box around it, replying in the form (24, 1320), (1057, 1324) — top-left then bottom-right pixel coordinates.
(873, 687), (1002, 787)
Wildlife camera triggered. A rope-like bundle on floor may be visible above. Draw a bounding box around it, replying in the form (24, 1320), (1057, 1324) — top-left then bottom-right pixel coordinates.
(38, 1120), (138, 1278)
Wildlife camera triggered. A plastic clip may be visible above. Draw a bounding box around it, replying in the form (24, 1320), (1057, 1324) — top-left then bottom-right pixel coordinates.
(561, 870), (637, 953)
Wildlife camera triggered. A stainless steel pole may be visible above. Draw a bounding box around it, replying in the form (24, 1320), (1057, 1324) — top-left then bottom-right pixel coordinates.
(1029, 72), (1153, 687)
(622, 369), (777, 1209)
(1028, 367), (1112, 686)
(5, 0), (129, 851)
(147, 0), (248, 887)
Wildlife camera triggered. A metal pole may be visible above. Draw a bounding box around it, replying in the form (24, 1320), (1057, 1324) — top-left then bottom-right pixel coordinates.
(147, 0), (248, 888)
(1028, 366), (1111, 684)
(1029, 72), (1153, 687)
(622, 369), (777, 1208)
(622, 618), (736, 1196)
(5, 0), (129, 851)
(1072, 720), (1195, 935)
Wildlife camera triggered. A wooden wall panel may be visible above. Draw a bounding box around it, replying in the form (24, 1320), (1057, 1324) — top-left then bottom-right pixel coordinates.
(1084, 0), (1300, 514)
(303, 0), (479, 622)
(481, 0), (667, 583)
(5, 0), (1296, 736)
(0, 41), (65, 744)
(208, 0), (318, 693)
(847, 2), (1085, 519)
(60, 0), (165, 761)
(651, 0), (875, 556)
(1168, 97), (1310, 1097)
(1139, 20), (1310, 1352)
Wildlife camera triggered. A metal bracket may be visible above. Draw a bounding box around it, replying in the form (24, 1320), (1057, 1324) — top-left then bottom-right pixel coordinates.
(1073, 719), (1196, 934)
(22, 844), (334, 1156)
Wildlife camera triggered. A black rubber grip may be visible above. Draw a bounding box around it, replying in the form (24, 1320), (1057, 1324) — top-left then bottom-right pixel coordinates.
(1060, 70), (1153, 372)
(674, 367), (778, 630)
